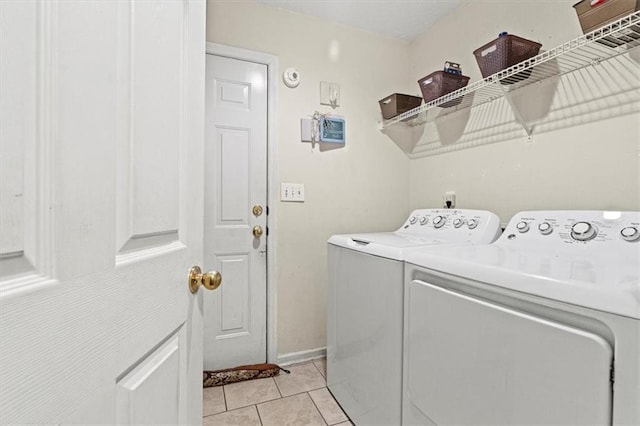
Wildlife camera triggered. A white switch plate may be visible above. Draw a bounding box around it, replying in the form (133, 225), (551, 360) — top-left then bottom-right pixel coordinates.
(281, 183), (305, 202)
(320, 81), (340, 107)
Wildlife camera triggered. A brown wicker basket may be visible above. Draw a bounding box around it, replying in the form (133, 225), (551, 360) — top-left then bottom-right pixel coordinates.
(573, 0), (640, 47)
(473, 34), (542, 85)
(418, 71), (470, 108)
(378, 94), (422, 119)
(573, 0), (639, 33)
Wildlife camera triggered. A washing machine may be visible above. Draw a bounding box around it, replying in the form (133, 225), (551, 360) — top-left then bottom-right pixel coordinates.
(327, 209), (502, 426)
(403, 210), (640, 425)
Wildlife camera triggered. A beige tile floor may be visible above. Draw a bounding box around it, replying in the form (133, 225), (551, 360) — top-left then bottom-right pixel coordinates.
(203, 358), (352, 426)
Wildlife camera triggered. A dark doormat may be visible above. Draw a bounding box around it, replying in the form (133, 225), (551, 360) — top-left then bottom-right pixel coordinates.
(203, 363), (290, 387)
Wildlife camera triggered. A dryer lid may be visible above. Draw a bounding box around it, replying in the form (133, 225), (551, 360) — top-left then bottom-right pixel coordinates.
(328, 232), (445, 261)
(405, 240), (640, 319)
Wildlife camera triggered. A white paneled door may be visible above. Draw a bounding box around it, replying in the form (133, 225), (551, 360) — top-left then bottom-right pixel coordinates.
(204, 55), (268, 370)
(0, 1), (207, 424)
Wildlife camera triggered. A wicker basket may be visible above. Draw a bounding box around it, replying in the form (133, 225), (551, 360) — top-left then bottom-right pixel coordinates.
(473, 34), (542, 85)
(378, 94), (422, 119)
(573, 0), (640, 47)
(418, 71), (470, 108)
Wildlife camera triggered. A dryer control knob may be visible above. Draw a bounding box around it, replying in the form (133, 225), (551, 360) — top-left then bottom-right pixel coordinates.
(538, 222), (553, 235)
(419, 216), (429, 225)
(453, 218), (463, 228)
(409, 216), (418, 225)
(620, 226), (640, 242)
(433, 215), (446, 228)
(467, 219), (478, 230)
(516, 221), (530, 233)
(571, 221), (597, 241)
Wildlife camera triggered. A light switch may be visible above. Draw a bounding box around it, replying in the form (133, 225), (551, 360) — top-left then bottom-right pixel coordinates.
(320, 82), (340, 107)
(281, 183), (305, 202)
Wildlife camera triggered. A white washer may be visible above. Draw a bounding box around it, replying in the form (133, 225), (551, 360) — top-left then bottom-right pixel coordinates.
(327, 209), (502, 426)
(403, 210), (640, 426)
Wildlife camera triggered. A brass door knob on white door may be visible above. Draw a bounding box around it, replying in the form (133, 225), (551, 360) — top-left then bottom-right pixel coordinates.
(188, 266), (222, 294)
(253, 225), (263, 238)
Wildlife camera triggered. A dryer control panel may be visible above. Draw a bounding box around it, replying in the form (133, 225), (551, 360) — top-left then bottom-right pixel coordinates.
(397, 209), (502, 244)
(501, 210), (640, 247)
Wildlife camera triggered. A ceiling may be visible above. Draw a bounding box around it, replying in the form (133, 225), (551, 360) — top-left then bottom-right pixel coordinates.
(255, 0), (464, 41)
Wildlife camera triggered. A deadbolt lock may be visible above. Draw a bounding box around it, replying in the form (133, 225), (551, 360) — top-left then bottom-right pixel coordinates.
(252, 205), (264, 217)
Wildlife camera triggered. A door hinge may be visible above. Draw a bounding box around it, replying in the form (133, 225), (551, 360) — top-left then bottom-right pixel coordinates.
(610, 364), (615, 385)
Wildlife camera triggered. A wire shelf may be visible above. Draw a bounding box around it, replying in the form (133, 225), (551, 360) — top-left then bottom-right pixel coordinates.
(381, 11), (640, 129)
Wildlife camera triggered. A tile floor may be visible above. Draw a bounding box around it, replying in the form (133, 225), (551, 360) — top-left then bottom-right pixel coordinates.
(203, 358), (352, 426)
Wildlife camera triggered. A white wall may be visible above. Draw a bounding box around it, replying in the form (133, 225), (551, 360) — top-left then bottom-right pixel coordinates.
(206, 1), (412, 356)
(407, 1), (640, 223)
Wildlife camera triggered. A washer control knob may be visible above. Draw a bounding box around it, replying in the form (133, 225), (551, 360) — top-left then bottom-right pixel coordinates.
(419, 216), (429, 225)
(571, 221), (597, 241)
(538, 222), (553, 235)
(453, 218), (463, 228)
(620, 227), (640, 242)
(433, 215), (446, 228)
(516, 221), (530, 233)
(467, 219), (478, 230)
(409, 216), (418, 225)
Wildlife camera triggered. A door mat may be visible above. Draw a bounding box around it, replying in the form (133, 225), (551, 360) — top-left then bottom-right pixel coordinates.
(203, 363), (290, 387)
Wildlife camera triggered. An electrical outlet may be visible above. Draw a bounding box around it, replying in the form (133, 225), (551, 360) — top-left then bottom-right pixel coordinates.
(281, 183), (305, 202)
(443, 191), (456, 209)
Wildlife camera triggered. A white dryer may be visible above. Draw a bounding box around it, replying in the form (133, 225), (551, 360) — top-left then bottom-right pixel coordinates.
(327, 209), (502, 426)
(403, 210), (640, 425)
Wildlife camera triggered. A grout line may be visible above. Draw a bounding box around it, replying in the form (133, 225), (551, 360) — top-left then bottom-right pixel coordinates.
(272, 375), (283, 398)
(254, 404), (264, 426)
(310, 360), (324, 377)
(222, 385), (228, 412)
(307, 390), (330, 426)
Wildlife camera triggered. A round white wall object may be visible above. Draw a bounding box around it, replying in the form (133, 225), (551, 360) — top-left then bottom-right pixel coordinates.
(283, 67), (300, 88)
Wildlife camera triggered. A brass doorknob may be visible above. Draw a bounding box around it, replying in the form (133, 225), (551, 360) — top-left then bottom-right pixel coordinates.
(253, 225), (263, 238)
(252, 204), (263, 216)
(188, 266), (222, 294)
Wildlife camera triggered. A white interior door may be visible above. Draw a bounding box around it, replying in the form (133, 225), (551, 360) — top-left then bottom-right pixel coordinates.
(204, 55), (268, 370)
(0, 1), (207, 424)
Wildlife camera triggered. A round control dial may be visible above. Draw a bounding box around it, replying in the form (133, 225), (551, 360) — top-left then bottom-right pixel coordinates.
(538, 222), (553, 235)
(467, 219), (478, 230)
(620, 227), (640, 242)
(453, 218), (463, 228)
(433, 216), (446, 229)
(516, 221), (529, 233)
(571, 221), (598, 241)
(419, 216), (429, 225)
(409, 216), (418, 225)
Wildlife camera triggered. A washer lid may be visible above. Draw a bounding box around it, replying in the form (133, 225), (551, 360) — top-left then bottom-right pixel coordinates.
(405, 244), (640, 319)
(328, 232), (446, 261)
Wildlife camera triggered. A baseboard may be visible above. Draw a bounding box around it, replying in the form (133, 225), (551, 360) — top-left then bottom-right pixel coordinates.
(275, 347), (326, 366)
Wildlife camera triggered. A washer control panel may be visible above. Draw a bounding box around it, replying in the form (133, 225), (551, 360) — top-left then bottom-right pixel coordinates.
(398, 209), (502, 244)
(502, 211), (640, 246)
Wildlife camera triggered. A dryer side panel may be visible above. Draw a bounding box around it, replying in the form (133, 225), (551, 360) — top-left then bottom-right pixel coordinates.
(327, 244), (403, 426)
(404, 280), (613, 425)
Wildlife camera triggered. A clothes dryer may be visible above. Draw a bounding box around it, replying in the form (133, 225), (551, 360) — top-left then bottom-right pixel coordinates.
(403, 210), (639, 425)
(327, 209), (501, 426)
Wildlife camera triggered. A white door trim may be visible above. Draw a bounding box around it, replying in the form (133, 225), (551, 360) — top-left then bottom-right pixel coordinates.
(204, 42), (278, 364)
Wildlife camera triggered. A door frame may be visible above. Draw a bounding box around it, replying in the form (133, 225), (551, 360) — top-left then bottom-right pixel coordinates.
(205, 42), (278, 364)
